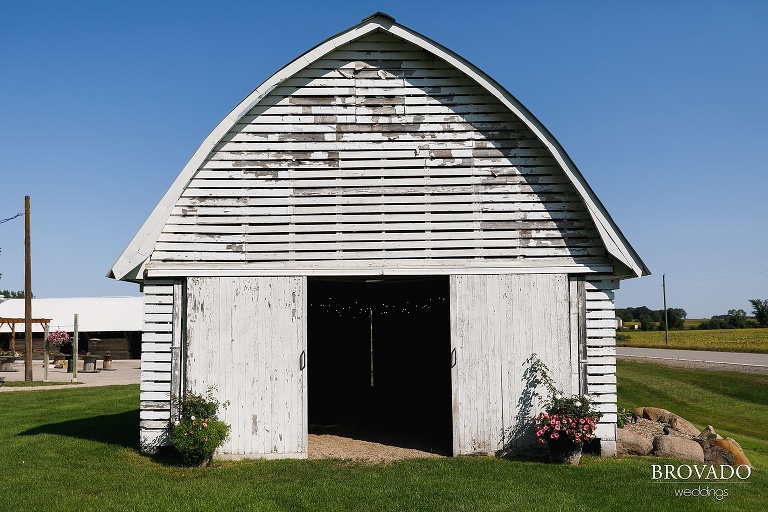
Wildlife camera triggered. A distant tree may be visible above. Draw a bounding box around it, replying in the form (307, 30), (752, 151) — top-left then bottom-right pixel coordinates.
(659, 308), (687, 330)
(750, 299), (768, 327)
(697, 317), (727, 330)
(697, 309), (755, 330)
(726, 309), (750, 329)
(615, 309), (633, 323)
(1, 290), (27, 299)
(634, 306), (654, 321)
(639, 315), (656, 331)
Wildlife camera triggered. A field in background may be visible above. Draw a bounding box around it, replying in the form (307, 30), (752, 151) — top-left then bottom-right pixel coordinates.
(616, 328), (768, 353)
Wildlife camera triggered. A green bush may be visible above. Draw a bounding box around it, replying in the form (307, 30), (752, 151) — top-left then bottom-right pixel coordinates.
(616, 407), (631, 428)
(170, 389), (230, 466)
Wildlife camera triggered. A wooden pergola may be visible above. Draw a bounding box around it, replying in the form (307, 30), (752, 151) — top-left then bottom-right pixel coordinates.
(0, 317), (52, 352)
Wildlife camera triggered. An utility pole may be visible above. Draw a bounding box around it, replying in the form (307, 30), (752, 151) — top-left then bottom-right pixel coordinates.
(24, 195), (32, 381)
(662, 273), (669, 346)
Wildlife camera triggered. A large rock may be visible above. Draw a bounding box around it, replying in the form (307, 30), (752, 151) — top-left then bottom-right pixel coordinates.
(643, 407), (674, 423)
(653, 435), (704, 462)
(617, 429), (653, 456)
(713, 438), (753, 469)
(669, 415), (701, 437)
(699, 440), (738, 466)
(697, 425), (722, 441)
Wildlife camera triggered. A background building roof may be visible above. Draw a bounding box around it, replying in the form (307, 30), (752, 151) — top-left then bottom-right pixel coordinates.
(0, 297), (143, 333)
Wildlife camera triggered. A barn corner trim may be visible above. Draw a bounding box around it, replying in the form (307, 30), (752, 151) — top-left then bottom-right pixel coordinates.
(108, 12), (649, 282)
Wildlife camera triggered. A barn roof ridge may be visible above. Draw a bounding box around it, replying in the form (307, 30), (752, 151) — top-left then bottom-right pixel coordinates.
(108, 14), (649, 282)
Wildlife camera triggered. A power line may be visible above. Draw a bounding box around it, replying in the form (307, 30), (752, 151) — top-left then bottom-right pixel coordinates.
(665, 255), (768, 274)
(670, 269), (768, 286)
(0, 212), (24, 225)
(619, 269), (768, 294)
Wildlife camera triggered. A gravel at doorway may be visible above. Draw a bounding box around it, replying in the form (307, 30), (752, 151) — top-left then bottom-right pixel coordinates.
(308, 434), (445, 462)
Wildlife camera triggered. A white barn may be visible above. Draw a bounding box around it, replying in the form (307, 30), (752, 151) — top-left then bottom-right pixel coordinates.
(109, 13), (648, 459)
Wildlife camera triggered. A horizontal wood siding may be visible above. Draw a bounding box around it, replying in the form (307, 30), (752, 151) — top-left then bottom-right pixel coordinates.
(151, 32), (607, 273)
(186, 276), (307, 458)
(585, 274), (619, 455)
(139, 280), (176, 452)
(451, 274), (572, 455)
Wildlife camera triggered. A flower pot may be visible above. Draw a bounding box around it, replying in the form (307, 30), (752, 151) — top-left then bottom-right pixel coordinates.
(547, 439), (583, 465)
(53, 354), (65, 368)
(0, 356), (16, 372)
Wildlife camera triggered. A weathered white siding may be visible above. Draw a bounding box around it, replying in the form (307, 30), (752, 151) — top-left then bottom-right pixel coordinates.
(450, 274), (574, 455)
(150, 32), (605, 275)
(186, 276), (307, 458)
(585, 274), (619, 455)
(139, 280), (176, 452)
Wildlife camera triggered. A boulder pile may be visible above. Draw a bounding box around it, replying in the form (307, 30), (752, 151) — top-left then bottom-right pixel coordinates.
(617, 406), (753, 468)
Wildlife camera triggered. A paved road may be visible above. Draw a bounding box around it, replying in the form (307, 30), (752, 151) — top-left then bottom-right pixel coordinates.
(0, 359), (140, 391)
(617, 347), (768, 374)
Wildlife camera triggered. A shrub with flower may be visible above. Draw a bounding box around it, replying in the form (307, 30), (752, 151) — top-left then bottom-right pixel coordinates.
(47, 330), (71, 348)
(534, 395), (599, 446)
(170, 389), (230, 466)
(529, 354), (601, 447)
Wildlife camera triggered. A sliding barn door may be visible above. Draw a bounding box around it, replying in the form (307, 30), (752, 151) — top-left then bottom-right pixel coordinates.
(186, 276), (307, 458)
(450, 274), (573, 455)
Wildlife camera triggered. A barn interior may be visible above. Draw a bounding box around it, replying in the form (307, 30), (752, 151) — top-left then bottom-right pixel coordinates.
(307, 276), (453, 456)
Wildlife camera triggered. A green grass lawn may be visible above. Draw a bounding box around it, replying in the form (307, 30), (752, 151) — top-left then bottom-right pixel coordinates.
(2, 381), (82, 387)
(617, 328), (768, 353)
(617, 360), (768, 469)
(1, 366), (765, 511)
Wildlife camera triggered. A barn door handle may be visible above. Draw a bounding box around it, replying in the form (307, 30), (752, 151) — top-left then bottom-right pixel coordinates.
(299, 350), (306, 371)
(451, 348), (457, 368)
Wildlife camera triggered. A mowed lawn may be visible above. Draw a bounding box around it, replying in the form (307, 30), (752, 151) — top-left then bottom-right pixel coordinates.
(617, 328), (768, 353)
(1, 362), (766, 511)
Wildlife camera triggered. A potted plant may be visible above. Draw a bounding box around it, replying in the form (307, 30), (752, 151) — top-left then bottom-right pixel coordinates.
(48, 330), (72, 355)
(0, 349), (19, 371)
(169, 389), (230, 466)
(529, 354), (601, 464)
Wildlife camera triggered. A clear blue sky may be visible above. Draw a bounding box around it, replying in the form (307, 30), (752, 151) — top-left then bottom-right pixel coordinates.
(1, 1), (766, 318)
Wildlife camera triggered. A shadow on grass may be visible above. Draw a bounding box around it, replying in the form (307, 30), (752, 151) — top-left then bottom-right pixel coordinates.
(17, 409), (140, 450)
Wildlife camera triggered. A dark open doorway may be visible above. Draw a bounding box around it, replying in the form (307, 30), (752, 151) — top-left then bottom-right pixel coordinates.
(307, 276), (452, 456)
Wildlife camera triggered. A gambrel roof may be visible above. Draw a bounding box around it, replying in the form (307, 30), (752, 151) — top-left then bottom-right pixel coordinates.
(109, 12), (648, 282)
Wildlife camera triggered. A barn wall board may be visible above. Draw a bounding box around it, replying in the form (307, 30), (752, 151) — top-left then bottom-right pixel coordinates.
(185, 276), (307, 458)
(450, 274), (573, 455)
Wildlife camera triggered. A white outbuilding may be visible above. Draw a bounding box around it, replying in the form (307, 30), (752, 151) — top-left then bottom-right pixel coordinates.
(109, 13), (648, 459)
